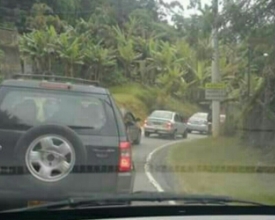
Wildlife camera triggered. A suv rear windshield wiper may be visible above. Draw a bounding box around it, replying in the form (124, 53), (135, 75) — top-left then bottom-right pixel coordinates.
(1, 191), (268, 213)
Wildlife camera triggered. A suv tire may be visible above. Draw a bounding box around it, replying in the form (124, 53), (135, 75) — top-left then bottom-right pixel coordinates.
(133, 130), (141, 145)
(170, 130), (177, 140)
(14, 124), (87, 184)
(144, 131), (150, 137)
(182, 130), (188, 139)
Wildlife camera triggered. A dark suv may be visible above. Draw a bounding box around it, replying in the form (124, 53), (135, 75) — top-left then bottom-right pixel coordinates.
(0, 74), (134, 210)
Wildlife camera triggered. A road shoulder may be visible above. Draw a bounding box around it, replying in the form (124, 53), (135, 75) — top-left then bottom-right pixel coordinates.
(145, 134), (206, 193)
(167, 136), (275, 205)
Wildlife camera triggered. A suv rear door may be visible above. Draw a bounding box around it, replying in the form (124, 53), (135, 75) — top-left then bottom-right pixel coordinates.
(0, 86), (121, 184)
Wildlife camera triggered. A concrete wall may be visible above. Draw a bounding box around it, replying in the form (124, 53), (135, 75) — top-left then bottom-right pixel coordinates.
(0, 28), (22, 77)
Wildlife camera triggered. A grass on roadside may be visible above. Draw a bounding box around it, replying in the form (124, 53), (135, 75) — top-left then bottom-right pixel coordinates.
(168, 136), (275, 204)
(112, 93), (148, 122)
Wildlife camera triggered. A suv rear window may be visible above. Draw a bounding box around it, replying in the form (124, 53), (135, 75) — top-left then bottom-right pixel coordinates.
(0, 86), (118, 136)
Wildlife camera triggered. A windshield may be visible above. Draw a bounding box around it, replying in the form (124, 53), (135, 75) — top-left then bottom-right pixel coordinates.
(0, 0), (274, 214)
(191, 113), (207, 120)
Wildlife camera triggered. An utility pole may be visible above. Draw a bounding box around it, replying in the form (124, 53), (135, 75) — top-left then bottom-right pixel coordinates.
(211, 0), (220, 137)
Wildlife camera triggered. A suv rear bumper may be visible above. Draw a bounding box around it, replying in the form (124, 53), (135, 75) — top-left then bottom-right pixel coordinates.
(0, 171), (134, 202)
(144, 127), (174, 135)
(117, 172), (135, 194)
(187, 124), (208, 132)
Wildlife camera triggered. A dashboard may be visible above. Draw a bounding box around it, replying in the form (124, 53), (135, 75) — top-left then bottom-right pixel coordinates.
(99, 216), (275, 220)
(2, 205), (275, 220)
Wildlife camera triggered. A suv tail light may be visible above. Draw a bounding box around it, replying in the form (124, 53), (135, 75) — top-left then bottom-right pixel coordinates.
(119, 141), (132, 172)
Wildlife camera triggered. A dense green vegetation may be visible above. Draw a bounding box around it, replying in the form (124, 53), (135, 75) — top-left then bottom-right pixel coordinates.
(110, 83), (199, 121)
(0, 0), (274, 146)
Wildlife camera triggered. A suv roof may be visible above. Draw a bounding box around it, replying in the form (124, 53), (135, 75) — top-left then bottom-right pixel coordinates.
(2, 74), (108, 94)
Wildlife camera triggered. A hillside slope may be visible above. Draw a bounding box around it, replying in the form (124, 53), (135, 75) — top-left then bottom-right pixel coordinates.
(110, 84), (200, 122)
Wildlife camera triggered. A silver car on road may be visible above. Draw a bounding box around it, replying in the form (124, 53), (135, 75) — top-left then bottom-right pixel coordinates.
(143, 110), (188, 139)
(187, 112), (209, 134)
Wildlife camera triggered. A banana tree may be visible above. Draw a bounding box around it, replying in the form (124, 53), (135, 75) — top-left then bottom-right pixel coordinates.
(149, 41), (178, 70)
(138, 38), (161, 84)
(156, 66), (188, 97)
(113, 26), (141, 78)
(185, 60), (211, 102)
(19, 26), (58, 73)
(219, 44), (250, 102)
(133, 35), (167, 84)
(172, 39), (211, 102)
(56, 32), (84, 77)
(117, 39), (141, 78)
(84, 41), (116, 81)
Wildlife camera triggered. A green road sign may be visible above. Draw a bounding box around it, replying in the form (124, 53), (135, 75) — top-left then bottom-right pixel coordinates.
(205, 83), (226, 89)
(205, 82), (226, 100)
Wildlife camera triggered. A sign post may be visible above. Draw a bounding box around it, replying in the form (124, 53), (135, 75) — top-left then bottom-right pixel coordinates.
(205, 82), (226, 136)
(211, 0), (221, 137)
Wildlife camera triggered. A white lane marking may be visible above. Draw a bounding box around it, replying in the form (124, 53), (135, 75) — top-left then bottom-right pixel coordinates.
(144, 138), (187, 205)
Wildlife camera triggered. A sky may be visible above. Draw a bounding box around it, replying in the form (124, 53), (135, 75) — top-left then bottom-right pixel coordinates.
(161, 0), (212, 24)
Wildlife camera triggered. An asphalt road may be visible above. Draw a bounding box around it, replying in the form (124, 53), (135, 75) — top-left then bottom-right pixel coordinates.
(132, 132), (205, 194)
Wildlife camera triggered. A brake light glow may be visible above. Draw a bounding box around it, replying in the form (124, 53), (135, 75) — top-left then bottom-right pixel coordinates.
(39, 82), (71, 89)
(119, 141), (132, 172)
(166, 122), (172, 130)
